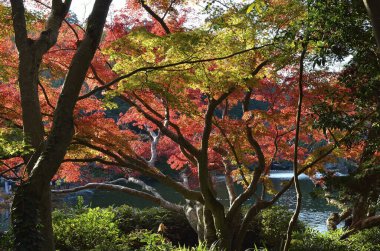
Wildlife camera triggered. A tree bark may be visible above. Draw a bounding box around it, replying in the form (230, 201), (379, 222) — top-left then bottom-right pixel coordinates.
(10, 0), (72, 170)
(203, 207), (217, 246)
(283, 43), (307, 251)
(11, 1), (112, 250)
(197, 95), (233, 250)
(351, 193), (370, 225)
(364, 0), (380, 50)
(341, 215), (380, 239)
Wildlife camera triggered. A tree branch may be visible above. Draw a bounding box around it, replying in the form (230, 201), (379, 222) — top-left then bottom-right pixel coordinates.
(140, 0), (171, 34)
(340, 215), (380, 239)
(78, 44), (273, 100)
(38, 81), (55, 110)
(72, 138), (204, 203)
(226, 88), (266, 222)
(213, 120), (249, 187)
(10, 0), (28, 50)
(52, 181), (184, 213)
(283, 42), (308, 251)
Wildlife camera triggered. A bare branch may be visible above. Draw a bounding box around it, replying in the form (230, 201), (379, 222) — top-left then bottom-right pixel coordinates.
(120, 95), (200, 157)
(227, 89), (266, 222)
(0, 161), (24, 178)
(63, 157), (120, 166)
(110, 177), (162, 199)
(72, 138), (204, 203)
(140, 0), (171, 34)
(38, 81), (55, 110)
(52, 181), (184, 213)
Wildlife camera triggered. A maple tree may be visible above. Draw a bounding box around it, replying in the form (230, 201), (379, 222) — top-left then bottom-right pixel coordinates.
(0, 0), (113, 249)
(0, 0), (378, 250)
(49, 1), (363, 250)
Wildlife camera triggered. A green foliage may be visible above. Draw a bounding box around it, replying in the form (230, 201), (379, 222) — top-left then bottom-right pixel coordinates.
(52, 204), (196, 250)
(53, 205), (176, 251)
(246, 1), (266, 15)
(291, 227), (380, 251)
(291, 228), (347, 251)
(106, 25), (256, 99)
(53, 207), (125, 251)
(346, 227), (380, 251)
(0, 128), (31, 158)
(174, 243), (209, 251)
(306, 0), (370, 65)
(74, 196), (87, 212)
(104, 0), (307, 112)
(114, 205), (198, 246)
(5, 203), (380, 251)
(124, 230), (173, 251)
(256, 205), (305, 249)
(0, 230), (13, 251)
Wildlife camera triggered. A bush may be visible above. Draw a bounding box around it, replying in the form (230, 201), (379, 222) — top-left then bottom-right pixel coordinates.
(3, 202), (380, 251)
(124, 230), (173, 251)
(0, 230), (13, 251)
(173, 243), (209, 251)
(291, 227), (380, 251)
(346, 227), (380, 251)
(291, 228), (347, 251)
(53, 207), (126, 251)
(53, 205), (179, 251)
(114, 205), (198, 247)
(248, 205), (305, 250)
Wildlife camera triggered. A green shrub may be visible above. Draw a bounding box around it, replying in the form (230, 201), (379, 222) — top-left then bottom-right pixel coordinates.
(255, 206), (305, 249)
(174, 243), (209, 251)
(0, 230), (13, 251)
(8, 202), (380, 251)
(53, 207), (125, 251)
(291, 227), (380, 251)
(114, 205), (198, 246)
(345, 227), (380, 251)
(124, 230), (173, 251)
(291, 228), (347, 251)
(53, 206), (177, 251)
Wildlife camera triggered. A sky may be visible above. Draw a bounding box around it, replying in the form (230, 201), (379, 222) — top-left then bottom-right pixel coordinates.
(69, 0), (206, 28)
(70, 0), (127, 21)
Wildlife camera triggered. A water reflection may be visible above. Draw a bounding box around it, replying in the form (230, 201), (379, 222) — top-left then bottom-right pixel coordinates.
(269, 172), (336, 231)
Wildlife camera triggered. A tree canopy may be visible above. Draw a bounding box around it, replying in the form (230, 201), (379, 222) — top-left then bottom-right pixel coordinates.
(0, 0), (379, 250)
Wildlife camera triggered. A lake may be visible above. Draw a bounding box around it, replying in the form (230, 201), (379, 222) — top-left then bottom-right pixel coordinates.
(0, 171), (337, 232)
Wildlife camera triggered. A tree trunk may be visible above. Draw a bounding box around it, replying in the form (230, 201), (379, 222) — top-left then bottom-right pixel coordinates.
(234, 201), (271, 251)
(18, 49), (44, 157)
(352, 193), (370, 225)
(203, 207), (217, 246)
(283, 42), (307, 251)
(12, 181), (53, 251)
(11, 1), (113, 250)
(10, 0), (72, 171)
(364, 0), (380, 50)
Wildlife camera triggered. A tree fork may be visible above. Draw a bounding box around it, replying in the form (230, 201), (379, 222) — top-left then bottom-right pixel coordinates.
(11, 1), (113, 250)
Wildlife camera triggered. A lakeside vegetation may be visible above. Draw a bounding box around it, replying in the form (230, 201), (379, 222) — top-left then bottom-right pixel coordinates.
(2, 201), (380, 250)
